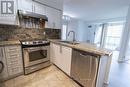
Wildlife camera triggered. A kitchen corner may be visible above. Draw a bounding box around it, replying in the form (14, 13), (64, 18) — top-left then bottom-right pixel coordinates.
(49, 39), (112, 87)
(0, 25), (112, 87)
(0, 0), (113, 87)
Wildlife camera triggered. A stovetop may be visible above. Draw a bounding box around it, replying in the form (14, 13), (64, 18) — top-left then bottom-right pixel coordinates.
(22, 40), (49, 45)
(21, 40), (50, 48)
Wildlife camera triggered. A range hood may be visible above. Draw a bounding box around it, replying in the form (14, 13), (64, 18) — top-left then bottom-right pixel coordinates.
(18, 10), (48, 21)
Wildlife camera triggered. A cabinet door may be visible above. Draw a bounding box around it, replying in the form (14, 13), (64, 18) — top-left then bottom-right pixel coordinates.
(34, 2), (46, 15)
(34, 0), (63, 10)
(52, 9), (62, 29)
(45, 7), (62, 29)
(61, 46), (72, 75)
(45, 7), (54, 28)
(0, 16), (18, 25)
(5, 45), (23, 77)
(0, 0), (18, 25)
(50, 43), (61, 68)
(50, 43), (72, 76)
(0, 47), (8, 81)
(18, 0), (33, 12)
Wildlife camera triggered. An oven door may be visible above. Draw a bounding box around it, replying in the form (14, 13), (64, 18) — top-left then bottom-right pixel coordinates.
(23, 46), (50, 67)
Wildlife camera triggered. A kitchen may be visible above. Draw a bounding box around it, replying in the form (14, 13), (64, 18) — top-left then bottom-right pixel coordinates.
(0, 0), (130, 87)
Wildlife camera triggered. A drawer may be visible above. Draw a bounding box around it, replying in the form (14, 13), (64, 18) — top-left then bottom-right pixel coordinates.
(5, 52), (22, 59)
(6, 53), (22, 59)
(5, 46), (21, 53)
(7, 59), (22, 66)
(7, 50), (21, 54)
(8, 66), (23, 76)
(5, 45), (21, 49)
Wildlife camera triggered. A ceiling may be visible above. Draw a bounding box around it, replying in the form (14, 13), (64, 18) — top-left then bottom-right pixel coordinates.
(63, 0), (130, 21)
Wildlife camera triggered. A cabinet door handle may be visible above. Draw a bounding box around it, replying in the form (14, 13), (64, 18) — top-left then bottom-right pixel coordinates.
(80, 53), (99, 58)
(60, 45), (62, 53)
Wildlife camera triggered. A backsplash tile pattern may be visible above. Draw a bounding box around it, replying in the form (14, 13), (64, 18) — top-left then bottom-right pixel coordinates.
(0, 24), (61, 41)
(45, 28), (61, 39)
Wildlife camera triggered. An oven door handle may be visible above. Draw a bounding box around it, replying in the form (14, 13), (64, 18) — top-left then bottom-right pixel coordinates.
(24, 48), (41, 52)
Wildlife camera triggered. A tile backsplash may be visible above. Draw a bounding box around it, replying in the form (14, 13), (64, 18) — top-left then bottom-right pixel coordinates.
(0, 24), (61, 41)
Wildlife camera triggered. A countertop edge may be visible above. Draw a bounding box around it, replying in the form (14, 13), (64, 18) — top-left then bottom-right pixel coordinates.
(0, 40), (21, 46)
(49, 39), (113, 57)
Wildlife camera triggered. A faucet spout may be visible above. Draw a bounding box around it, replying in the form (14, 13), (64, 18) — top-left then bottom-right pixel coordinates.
(68, 31), (76, 42)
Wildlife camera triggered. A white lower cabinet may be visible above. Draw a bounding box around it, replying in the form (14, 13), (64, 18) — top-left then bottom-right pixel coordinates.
(0, 45), (24, 81)
(0, 0), (18, 25)
(50, 43), (72, 76)
(5, 45), (23, 77)
(0, 47), (8, 81)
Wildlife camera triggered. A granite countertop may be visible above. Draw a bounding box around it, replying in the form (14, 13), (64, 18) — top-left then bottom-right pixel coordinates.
(0, 40), (21, 46)
(49, 39), (113, 56)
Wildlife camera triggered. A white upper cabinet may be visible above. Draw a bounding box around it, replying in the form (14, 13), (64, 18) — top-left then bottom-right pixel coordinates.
(45, 7), (53, 28)
(18, 0), (46, 15)
(0, 0), (18, 25)
(52, 9), (62, 29)
(18, 0), (33, 12)
(0, 0), (63, 28)
(0, 47), (8, 81)
(34, 0), (63, 10)
(34, 2), (46, 15)
(45, 6), (62, 29)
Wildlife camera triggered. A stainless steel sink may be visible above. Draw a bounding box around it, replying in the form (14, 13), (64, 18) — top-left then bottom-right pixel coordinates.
(59, 40), (80, 45)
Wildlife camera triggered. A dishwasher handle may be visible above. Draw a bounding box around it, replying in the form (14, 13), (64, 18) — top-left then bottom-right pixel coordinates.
(79, 53), (99, 58)
(80, 53), (88, 57)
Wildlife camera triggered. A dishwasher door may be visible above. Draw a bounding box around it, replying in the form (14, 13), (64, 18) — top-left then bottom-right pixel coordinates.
(71, 49), (100, 87)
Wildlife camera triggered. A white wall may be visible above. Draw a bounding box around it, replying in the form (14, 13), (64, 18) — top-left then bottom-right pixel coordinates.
(85, 17), (126, 24)
(65, 17), (97, 43)
(77, 22), (97, 43)
(67, 18), (79, 41)
(77, 20), (87, 42)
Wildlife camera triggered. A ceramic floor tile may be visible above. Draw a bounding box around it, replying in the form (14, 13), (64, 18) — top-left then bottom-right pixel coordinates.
(3, 65), (80, 87)
(55, 71), (70, 81)
(3, 79), (15, 87)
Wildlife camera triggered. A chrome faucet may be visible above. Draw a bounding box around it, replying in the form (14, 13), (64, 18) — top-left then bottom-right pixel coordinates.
(68, 31), (76, 42)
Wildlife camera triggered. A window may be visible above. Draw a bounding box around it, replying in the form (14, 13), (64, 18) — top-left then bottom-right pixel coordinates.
(104, 23), (124, 50)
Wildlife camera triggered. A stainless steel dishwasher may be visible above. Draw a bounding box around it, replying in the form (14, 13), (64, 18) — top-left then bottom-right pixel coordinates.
(71, 49), (100, 87)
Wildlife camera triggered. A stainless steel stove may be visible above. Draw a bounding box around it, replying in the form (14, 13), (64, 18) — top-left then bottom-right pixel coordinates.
(21, 40), (51, 74)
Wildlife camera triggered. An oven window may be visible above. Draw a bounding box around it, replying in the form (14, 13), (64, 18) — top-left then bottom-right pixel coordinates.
(29, 50), (47, 61)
